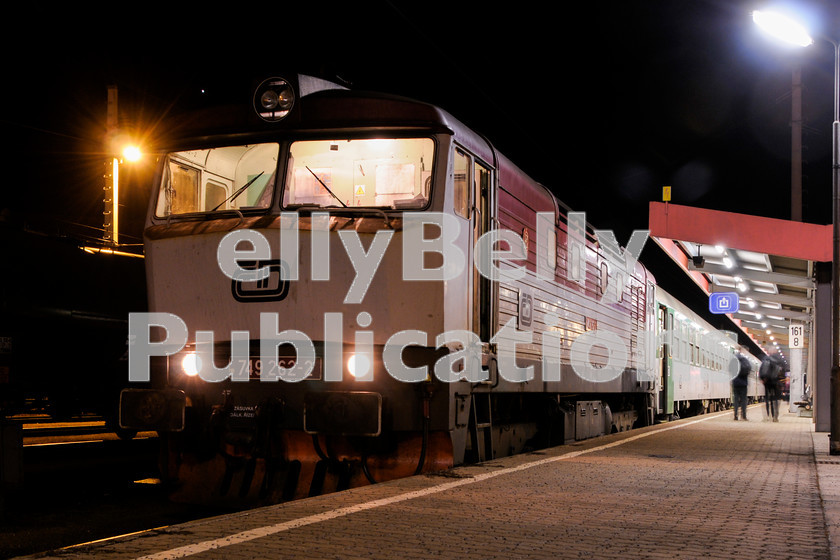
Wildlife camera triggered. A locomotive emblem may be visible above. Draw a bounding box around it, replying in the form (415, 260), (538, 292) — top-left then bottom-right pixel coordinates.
(231, 259), (290, 302)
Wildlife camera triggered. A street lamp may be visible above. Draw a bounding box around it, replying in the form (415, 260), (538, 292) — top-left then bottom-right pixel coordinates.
(123, 145), (142, 163)
(752, 11), (814, 47)
(753, 10), (840, 453)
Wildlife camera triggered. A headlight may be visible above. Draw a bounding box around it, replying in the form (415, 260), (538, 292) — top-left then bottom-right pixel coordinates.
(181, 352), (201, 377)
(260, 89), (293, 111)
(347, 353), (372, 380)
(254, 77), (295, 122)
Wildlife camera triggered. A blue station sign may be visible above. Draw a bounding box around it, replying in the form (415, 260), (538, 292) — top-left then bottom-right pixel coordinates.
(709, 292), (739, 314)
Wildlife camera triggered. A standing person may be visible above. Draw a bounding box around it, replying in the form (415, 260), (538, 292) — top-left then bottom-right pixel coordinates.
(732, 348), (751, 421)
(759, 348), (784, 422)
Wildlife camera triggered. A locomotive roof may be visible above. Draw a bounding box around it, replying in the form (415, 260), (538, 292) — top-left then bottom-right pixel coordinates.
(162, 87), (490, 154)
(160, 82), (567, 228)
(161, 89), (429, 136)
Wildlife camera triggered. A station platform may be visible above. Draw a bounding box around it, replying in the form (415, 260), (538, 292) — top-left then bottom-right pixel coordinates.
(16, 405), (839, 560)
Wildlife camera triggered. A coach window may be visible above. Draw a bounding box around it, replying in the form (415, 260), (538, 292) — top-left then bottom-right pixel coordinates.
(673, 326), (682, 361)
(454, 148), (470, 219)
(690, 333), (697, 365)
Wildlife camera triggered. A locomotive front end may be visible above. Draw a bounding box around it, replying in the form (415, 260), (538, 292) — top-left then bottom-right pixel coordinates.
(120, 76), (462, 504)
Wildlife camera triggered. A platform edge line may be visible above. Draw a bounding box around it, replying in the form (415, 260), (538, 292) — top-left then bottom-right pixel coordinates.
(134, 412), (723, 560)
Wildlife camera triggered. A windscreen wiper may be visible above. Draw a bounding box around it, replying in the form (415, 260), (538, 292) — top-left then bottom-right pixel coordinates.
(211, 171), (265, 211)
(306, 166), (347, 207)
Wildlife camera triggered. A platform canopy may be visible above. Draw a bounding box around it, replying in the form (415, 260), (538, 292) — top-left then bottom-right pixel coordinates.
(648, 201), (831, 363)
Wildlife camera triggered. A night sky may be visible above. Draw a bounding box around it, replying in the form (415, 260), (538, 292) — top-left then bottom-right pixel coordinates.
(3, 0), (839, 251)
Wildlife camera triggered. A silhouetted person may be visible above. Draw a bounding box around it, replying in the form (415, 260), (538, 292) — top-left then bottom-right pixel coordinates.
(733, 348), (751, 421)
(759, 348), (784, 422)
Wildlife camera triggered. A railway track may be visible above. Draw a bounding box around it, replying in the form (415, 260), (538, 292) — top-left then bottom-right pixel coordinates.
(0, 416), (234, 559)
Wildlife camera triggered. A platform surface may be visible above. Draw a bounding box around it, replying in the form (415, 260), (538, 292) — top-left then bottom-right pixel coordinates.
(17, 406), (840, 560)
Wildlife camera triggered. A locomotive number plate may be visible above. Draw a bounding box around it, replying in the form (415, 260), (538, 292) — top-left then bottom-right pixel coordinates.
(248, 356), (322, 381)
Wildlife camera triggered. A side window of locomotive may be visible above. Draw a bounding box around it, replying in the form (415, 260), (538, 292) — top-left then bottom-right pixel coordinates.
(599, 262), (609, 295)
(204, 180), (227, 213)
(156, 143), (278, 217)
(163, 163), (199, 215)
(453, 148), (470, 219)
(541, 217), (557, 274)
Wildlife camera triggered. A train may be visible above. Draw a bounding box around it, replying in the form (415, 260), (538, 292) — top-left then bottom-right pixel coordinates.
(118, 75), (762, 505)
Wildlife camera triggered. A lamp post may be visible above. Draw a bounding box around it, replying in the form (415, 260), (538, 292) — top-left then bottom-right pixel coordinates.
(105, 85), (118, 245)
(104, 85), (142, 247)
(753, 10), (840, 452)
(832, 38), (840, 454)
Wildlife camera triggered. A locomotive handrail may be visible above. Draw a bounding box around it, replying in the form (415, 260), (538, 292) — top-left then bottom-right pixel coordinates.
(230, 209), (244, 230)
(367, 209), (394, 229)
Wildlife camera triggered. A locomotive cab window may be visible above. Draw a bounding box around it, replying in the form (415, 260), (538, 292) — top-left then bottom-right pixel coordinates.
(453, 148), (470, 218)
(155, 143), (279, 217)
(283, 138), (434, 210)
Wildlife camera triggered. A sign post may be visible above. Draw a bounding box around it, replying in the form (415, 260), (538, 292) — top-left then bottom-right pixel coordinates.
(789, 323), (805, 414)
